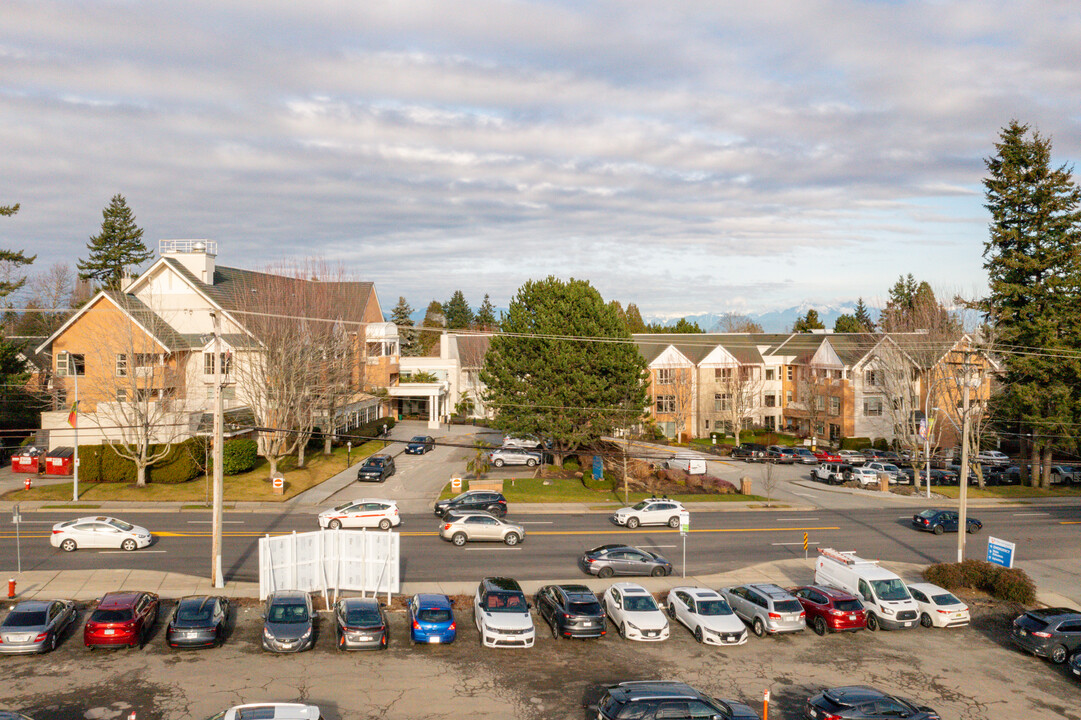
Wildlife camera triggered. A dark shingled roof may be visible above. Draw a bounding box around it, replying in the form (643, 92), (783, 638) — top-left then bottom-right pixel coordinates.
(103, 290), (192, 352)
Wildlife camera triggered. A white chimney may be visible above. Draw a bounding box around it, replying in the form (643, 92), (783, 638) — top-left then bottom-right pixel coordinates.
(159, 239), (217, 284)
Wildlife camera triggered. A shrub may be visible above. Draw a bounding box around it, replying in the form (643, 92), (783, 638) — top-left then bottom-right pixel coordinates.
(840, 437), (872, 450)
(922, 559), (1037, 605)
(562, 458), (580, 472)
(76, 445), (103, 482)
(873, 437), (889, 450)
(221, 438), (258, 475)
(101, 445), (137, 483)
(149, 438), (204, 484)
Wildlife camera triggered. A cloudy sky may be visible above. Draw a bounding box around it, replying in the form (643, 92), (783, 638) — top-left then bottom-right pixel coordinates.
(3, 1), (1081, 320)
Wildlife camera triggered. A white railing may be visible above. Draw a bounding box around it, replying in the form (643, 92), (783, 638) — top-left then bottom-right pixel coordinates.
(159, 239), (217, 255)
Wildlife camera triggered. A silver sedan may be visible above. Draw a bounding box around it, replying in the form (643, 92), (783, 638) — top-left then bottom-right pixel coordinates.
(0, 599), (77, 654)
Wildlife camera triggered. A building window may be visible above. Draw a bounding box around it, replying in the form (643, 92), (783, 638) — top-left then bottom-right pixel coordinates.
(116, 389), (127, 402)
(815, 396), (826, 411)
(764, 394), (776, 407)
(785, 390), (793, 404)
(204, 352), (232, 376)
(864, 369), (880, 387)
(832, 369), (842, 380)
(656, 395), (675, 413)
(911, 367), (919, 381)
(56, 352), (86, 377)
(704, 419), (709, 429)
(786, 366), (794, 381)
(206, 387), (237, 401)
(116, 354), (128, 377)
(367, 342), (384, 357)
(766, 369), (775, 381)
(715, 367), (732, 380)
(656, 368), (673, 385)
(864, 398), (883, 416)
(829, 396), (840, 415)
(764, 416), (776, 431)
(815, 422), (825, 436)
(714, 393), (730, 412)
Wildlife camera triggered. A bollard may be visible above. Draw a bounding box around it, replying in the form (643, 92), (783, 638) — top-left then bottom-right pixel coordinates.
(763, 688), (770, 720)
(7, 578), (15, 599)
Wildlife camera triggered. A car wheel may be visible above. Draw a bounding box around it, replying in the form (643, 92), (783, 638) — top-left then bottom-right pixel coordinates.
(598, 567), (614, 579)
(46, 632), (57, 652)
(752, 617), (765, 638)
(813, 616), (827, 636)
(504, 532), (520, 546)
(667, 516), (680, 529)
(694, 626), (704, 643)
(486, 505), (505, 517)
(866, 614), (879, 632)
(1050, 644), (1069, 664)
(619, 622), (627, 639)
(493, 459), (505, 468)
(920, 613), (933, 628)
(625, 517), (640, 529)
(933, 524), (944, 535)
(550, 618), (560, 640)
(378, 519), (392, 531)
(328, 519), (342, 530)
(60, 539), (77, 552)
(526, 458), (537, 467)
(667, 604), (676, 619)
(651, 566), (665, 577)
(966, 523), (979, 534)
(452, 533), (468, 546)
(121, 539), (138, 551)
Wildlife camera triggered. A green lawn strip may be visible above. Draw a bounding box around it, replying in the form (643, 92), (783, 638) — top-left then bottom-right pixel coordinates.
(932, 484), (1081, 499)
(1, 441), (383, 503)
(439, 476), (764, 504)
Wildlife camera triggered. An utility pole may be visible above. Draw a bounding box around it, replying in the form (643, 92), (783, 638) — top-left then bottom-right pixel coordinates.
(954, 351), (978, 563)
(623, 431), (630, 505)
(211, 311), (225, 588)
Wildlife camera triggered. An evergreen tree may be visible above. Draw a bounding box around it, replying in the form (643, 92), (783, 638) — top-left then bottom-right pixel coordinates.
(878, 275), (959, 334)
(417, 300), (445, 356)
(833, 314), (863, 333)
(389, 296), (417, 356)
(77, 194), (152, 290)
(1, 203), (35, 299)
(475, 294), (497, 329)
(853, 298), (875, 331)
(442, 290), (474, 329)
(481, 277), (648, 462)
(647, 317), (703, 333)
(624, 303), (647, 333)
(792, 309), (824, 332)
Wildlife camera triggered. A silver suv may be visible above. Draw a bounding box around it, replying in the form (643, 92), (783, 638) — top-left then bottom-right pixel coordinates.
(488, 447), (543, 467)
(720, 583), (806, 637)
(439, 511), (525, 546)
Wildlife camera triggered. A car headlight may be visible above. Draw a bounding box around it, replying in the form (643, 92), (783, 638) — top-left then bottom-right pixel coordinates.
(300, 627), (312, 640)
(264, 628), (275, 640)
(626, 622), (639, 631)
(881, 606), (895, 615)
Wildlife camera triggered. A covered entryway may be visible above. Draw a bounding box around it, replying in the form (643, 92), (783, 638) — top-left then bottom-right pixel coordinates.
(387, 382), (448, 430)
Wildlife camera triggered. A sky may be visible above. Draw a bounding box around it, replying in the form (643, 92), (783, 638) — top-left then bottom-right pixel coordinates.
(3, 1), (1081, 320)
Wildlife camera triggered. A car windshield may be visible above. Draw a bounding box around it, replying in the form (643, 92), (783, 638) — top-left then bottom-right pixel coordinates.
(176, 603), (214, 622)
(630, 501), (650, 511)
(881, 464), (899, 472)
(623, 595), (658, 612)
(90, 609), (133, 623)
(568, 601), (602, 615)
(344, 606), (382, 625)
(364, 458), (385, 467)
(834, 599), (863, 612)
(3, 611), (47, 627)
(931, 593), (962, 606)
(696, 600), (733, 616)
(418, 608), (452, 623)
(410, 436), (426, 442)
(108, 519), (134, 532)
(774, 600), (803, 613)
(485, 592), (527, 612)
(268, 603), (309, 623)
(870, 579), (911, 601)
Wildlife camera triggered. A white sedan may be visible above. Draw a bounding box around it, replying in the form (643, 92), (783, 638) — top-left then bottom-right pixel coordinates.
(317, 499), (401, 530)
(665, 587), (748, 646)
(907, 582), (970, 628)
(50, 516), (152, 552)
(602, 582), (669, 642)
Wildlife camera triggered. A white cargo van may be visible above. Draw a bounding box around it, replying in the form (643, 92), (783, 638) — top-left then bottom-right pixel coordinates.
(664, 453), (707, 475)
(814, 548), (920, 631)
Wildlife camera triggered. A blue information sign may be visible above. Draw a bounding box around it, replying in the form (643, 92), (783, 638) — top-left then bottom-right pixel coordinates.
(592, 456), (603, 481)
(986, 536), (1016, 569)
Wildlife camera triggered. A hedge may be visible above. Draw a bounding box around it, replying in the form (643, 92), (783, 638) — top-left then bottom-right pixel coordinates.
(840, 437), (872, 450)
(77, 438), (205, 484)
(350, 416), (397, 442)
(922, 559), (1037, 605)
(221, 438), (258, 475)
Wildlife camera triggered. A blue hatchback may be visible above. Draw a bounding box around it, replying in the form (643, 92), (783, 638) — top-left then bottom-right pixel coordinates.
(408, 593), (456, 644)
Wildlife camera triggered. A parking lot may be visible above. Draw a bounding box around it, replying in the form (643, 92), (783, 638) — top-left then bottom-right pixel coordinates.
(0, 591), (1077, 720)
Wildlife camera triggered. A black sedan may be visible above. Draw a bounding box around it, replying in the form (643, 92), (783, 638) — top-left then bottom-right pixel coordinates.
(534, 584), (606, 639)
(807, 686), (940, 720)
(434, 490), (507, 518)
(912, 509), (982, 535)
(166, 596), (229, 649)
(334, 597), (388, 651)
(405, 436), (435, 454)
(356, 454), (395, 482)
(579, 544), (672, 579)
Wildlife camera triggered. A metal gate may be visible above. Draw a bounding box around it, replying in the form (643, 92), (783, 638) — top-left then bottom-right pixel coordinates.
(258, 529), (400, 602)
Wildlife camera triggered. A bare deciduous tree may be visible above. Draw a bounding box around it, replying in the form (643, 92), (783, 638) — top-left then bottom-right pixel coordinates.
(26, 262), (75, 335)
(710, 364), (764, 446)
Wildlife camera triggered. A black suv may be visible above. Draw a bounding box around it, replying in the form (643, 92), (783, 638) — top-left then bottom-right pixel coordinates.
(356, 454), (395, 482)
(731, 443), (767, 462)
(534, 584), (606, 640)
(434, 490), (507, 518)
(807, 686), (940, 719)
(1011, 607), (1081, 663)
(596, 681), (758, 720)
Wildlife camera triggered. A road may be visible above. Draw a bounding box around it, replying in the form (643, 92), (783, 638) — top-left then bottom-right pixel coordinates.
(2, 504), (1078, 583)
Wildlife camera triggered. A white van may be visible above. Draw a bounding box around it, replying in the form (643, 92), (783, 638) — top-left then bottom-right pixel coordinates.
(664, 453), (707, 475)
(814, 548), (919, 631)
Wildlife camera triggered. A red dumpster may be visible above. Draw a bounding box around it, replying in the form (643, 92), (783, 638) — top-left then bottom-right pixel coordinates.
(44, 446), (75, 476)
(11, 447), (44, 474)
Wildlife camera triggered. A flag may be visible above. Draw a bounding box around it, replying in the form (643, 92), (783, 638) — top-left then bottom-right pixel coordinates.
(67, 401), (79, 428)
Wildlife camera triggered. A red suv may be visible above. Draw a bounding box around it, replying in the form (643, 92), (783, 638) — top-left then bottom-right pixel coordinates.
(84, 591), (159, 649)
(790, 585), (867, 635)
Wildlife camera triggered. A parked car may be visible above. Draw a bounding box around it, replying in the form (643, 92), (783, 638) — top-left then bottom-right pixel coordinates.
(405, 435), (435, 454)
(731, 443), (768, 462)
(488, 447), (543, 467)
(813, 449), (842, 463)
(862, 449), (901, 463)
(665, 586), (747, 645)
(579, 544), (672, 578)
(166, 595), (229, 649)
(811, 462), (851, 485)
(1011, 607), (1081, 663)
(50, 516), (152, 552)
(473, 577), (535, 648)
(434, 490), (507, 518)
(206, 704), (323, 720)
(1050, 465), (1078, 485)
(720, 583), (805, 637)
(902, 467), (958, 486)
(356, 454), (395, 482)
(864, 461), (903, 483)
(501, 435), (542, 449)
(534, 584), (606, 639)
(806, 686), (940, 720)
(911, 509), (981, 535)
(976, 450), (1010, 466)
(333, 597), (388, 650)
(596, 681), (759, 720)
(603, 582), (669, 642)
(837, 450), (866, 465)
(766, 446), (796, 464)
(261, 590), (314, 653)
(84, 591), (159, 649)
(792, 448), (818, 464)
(439, 511), (524, 546)
(790, 585), (867, 635)
(611, 497), (685, 529)
(0, 599), (77, 654)
(318, 498), (400, 530)
(1070, 650), (1081, 679)
(407, 593), (456, 645)
(906, 583), (970, 628)
(847, 466), (880, 486)
(664, 453), (707, 474)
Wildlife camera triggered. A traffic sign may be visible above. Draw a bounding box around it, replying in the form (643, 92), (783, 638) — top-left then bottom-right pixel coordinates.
(679, 511), (690, 535)
(986, 536), (1016, 568)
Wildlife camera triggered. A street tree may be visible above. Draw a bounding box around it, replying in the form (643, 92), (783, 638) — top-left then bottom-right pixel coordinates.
(712, 364), (763, 446)
(78, 194), (153, 290)
(481, 277), (648, 463)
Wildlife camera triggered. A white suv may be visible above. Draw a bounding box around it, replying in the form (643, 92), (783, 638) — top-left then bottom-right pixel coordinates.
(473, 577), (535, 648)
(611, 498), (685, 529)
(811, 463), (850, 485)
(317, 499), (400, 530)
(207, 704), (323, 720)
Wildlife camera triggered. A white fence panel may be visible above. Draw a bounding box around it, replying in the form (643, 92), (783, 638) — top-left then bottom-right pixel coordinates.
(259, 529), (399, 600)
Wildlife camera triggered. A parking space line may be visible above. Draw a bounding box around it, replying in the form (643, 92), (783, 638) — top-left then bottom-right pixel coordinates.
(771, 541), (819, 546)
(1012, 512), (1049, 516)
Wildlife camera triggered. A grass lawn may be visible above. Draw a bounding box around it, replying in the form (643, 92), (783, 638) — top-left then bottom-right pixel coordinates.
(932, 483), (1081, 499)
(2, 441), (384, 503)
(439, 476), (764, 504)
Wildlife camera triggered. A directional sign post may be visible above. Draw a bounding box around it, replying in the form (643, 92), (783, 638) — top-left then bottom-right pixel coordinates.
(986, 536), (1016, 569)
(12, 504), (21, 573)
(680, 511), (690, 578)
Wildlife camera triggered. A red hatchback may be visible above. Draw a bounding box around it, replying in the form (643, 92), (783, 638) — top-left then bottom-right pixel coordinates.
(84, 591), (159, 649)
(790, 585), (867, 635)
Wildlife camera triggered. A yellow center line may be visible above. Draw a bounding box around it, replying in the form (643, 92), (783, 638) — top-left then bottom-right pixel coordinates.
(1059, 521), (1081, 525)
